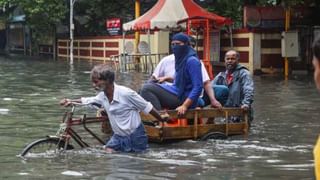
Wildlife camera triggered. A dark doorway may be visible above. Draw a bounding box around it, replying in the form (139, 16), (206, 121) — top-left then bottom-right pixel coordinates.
(0, 29), (6, 49)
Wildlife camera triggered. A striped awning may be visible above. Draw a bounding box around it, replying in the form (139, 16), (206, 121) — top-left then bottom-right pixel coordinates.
(123, 0), (232, 31)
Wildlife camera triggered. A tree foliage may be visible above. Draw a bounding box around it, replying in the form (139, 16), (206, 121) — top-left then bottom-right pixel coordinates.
(0, 0), (67, 35)
(0, 0), (317, 37)
(0, 0), (156, 36)
(73, 0), (134, 35)
(197, 0), (244, 27)
(73, 0), (156, 36)
(0, 0), (67, 54)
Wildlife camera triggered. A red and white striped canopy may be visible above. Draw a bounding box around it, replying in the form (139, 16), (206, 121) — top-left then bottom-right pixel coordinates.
(123, 0), (232, 31)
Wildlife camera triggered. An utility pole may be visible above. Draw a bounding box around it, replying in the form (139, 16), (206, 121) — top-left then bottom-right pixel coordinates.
(135, 0), (140, 51)
(284, 7), (290, 78)
(134, 0), (140, 70)
(70, 0), (76, 64)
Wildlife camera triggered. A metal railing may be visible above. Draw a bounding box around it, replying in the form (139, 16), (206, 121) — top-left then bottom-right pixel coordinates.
(111, 53), (168, 73)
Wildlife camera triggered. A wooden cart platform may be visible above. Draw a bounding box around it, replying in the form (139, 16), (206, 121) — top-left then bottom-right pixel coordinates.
(140, 108), (249, 142)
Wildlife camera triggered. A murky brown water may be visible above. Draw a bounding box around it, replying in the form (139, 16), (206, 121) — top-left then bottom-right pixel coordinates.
(0, 56), (319, 179)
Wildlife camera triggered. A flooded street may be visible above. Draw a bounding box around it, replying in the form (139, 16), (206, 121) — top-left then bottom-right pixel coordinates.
(0, 56), (319, 179)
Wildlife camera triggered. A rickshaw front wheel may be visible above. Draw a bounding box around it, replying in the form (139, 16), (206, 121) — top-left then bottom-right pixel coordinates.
(20, 137), (74, 157)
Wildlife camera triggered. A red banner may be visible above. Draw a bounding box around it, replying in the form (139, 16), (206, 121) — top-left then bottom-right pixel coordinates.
(106, 18), (121, 35)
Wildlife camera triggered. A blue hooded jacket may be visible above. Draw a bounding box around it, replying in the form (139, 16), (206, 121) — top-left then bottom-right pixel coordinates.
(159, 33), (203, 108)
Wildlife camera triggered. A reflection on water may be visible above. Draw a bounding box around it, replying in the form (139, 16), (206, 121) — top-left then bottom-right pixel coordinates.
(0, 56), (319, 179)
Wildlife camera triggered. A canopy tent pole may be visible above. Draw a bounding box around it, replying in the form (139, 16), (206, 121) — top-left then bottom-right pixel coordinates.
(147, 29), (151, 73)
(206, 19), (210, 62)
(147, 29), (151, 51)
(229, 25), (233, 48)
(186, 18), (214, 79)
(186, 20), (190, 34)
(205, 19), (213, 79)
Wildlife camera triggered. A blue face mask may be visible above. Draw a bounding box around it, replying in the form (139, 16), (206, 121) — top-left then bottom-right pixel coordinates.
(171, 44), (188, 61)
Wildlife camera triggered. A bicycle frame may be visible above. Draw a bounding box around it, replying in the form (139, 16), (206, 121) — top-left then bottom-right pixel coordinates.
(56, 105), (108, 149)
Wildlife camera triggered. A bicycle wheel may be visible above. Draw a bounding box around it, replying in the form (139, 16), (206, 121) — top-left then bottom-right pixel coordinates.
(20, 137), (74, 157)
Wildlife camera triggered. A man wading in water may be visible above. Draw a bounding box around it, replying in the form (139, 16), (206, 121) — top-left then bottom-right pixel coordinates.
(60, 64), (165, 153)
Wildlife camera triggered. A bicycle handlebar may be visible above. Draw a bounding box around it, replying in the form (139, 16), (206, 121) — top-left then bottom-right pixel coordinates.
(68, 102), (99, 113)
(62, 102), (84, 113)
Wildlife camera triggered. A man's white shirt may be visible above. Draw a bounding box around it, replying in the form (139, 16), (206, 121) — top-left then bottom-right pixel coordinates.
(81, 83), (152, 136)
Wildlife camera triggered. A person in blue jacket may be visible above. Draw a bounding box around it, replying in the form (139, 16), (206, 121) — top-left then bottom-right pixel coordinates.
(202, 49), (254, 110)
(212, 50), (254, 109)
(140, 32), (203, 115)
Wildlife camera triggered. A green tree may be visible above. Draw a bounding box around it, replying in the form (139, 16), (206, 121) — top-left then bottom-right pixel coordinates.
(73, 0), (156, 36)
(0, 0), (316, 53)
(0, 0), (156, 44)
(72, 0), (134, 35)
(0, 0), (68, 54)
(196, 0), (244, 28)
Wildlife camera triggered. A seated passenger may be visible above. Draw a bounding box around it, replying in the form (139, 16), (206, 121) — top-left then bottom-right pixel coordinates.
(211, 50), (254, 109)
(149, 36), (223, 108)
(203, 50), (254, 123)
(140, 33), (203, 115)
(150, 54), (175, 85)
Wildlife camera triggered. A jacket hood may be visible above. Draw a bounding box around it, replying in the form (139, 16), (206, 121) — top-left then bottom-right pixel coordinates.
(234, 64), (248, 71)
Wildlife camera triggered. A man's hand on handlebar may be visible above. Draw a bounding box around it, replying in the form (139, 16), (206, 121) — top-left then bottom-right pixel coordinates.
(59, 98), (82, 107)
(160, 112), (174, 123)
(59, 98), (73, 107)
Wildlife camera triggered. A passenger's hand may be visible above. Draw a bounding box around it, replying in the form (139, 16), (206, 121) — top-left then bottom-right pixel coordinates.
(157, 77), (168, 83)
(59, 98), (72, 107)
(160, 113), (170, 122)
(211, 100), (222, 109)
(176, 105), (187, 115)
(151, 78), (159, 83)
(241, 104), (249, 111)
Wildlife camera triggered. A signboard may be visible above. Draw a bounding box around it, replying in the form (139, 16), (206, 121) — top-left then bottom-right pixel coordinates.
(106, 18), (121, 36)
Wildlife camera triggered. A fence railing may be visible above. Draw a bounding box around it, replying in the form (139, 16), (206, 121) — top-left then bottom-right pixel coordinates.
(57, 38), (119, 61)
(111, 53), (168, 73)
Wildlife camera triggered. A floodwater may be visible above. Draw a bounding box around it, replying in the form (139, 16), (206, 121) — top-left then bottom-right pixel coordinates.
(0, 56), (319, 179)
